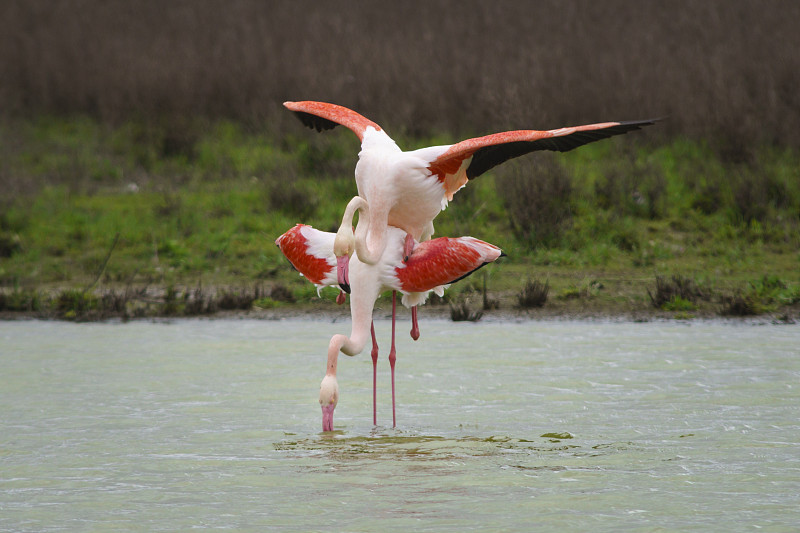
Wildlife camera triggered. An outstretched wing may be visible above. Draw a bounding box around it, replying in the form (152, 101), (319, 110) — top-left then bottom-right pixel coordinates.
(275, 224), (338, 288)
(428, 119), (658, 200)
(284, 101), (383, 142)
(392, 236), (503, 294)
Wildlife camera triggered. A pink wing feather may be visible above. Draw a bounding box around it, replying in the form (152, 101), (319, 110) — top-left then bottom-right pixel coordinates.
(428, 119), (657, 200)
(284, 100), (656, 202)
(283, 101), (382, 142)
(394, 236), (503, 293)
(275, 224), (337, 287)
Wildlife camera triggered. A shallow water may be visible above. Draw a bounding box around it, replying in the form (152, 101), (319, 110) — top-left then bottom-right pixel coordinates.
(1, 318), (799, 531)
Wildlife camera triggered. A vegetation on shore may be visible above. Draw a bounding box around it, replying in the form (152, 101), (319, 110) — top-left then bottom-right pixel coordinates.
(1, 117), (798, 322)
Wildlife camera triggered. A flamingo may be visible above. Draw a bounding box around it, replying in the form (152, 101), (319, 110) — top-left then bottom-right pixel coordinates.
(284, 100), (657, 290)
(275, 215), (503, 431)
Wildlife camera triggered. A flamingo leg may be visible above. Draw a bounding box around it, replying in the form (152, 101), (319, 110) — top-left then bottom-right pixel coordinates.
(402, 232), (421, 342)
(389, 291), (397, 428)
(410, 306), (420, 340)
(370, 321), (379, 426)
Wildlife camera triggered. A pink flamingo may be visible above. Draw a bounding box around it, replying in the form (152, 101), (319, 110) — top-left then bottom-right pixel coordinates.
(276, 217), (503, 431)
(284, 100), (656, 288)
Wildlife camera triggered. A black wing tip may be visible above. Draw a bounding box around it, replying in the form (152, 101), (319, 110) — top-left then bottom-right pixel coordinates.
(446, 261), (492, 285)
(291, 110), (339, 133)
(616, 116), (665, 130)
(462, 114), (667, 180)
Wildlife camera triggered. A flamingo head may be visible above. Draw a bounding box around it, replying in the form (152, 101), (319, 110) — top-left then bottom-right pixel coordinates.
(333, 226), (355, 293)
(319, 374), (339, 432)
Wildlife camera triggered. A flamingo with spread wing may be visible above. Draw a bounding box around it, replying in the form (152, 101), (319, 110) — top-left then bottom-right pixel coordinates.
(284, 100), (656, 290)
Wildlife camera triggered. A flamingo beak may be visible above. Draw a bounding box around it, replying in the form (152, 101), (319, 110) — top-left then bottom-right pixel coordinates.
(337, 255), (351, 293)
(321, 404), (335, 432)
(403, 233), (415, 262)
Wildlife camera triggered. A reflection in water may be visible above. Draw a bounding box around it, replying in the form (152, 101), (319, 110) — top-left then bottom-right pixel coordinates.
(275, 429), (644, 479)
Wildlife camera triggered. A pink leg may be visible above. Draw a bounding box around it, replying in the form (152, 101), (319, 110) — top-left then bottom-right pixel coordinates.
(370, 321), (378, 426)
(389, 291), (397, 428)
(403, 233), (420, 342)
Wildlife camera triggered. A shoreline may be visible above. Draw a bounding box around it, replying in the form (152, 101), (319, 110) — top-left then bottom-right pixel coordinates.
(2, 287), (797, 324)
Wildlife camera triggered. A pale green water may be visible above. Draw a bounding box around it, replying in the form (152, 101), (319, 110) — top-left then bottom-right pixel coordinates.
(1, 318), (798, 531)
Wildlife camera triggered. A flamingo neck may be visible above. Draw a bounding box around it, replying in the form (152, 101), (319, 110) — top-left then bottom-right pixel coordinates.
(325, 271), (376, 375)
(326, 334), (346, 376)
(326, 313), (372, 373)
(340, 196), (383, 265)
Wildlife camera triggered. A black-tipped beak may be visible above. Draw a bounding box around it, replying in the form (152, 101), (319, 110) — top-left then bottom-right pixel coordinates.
(336, 255), (351, 293)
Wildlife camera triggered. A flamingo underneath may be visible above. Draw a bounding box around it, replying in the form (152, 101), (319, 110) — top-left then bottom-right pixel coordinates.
(276, 220), (503, 431)
(284, 100), (657, 289)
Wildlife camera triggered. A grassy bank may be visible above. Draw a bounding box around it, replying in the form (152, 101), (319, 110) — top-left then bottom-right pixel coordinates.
(1, 117), (799, 321)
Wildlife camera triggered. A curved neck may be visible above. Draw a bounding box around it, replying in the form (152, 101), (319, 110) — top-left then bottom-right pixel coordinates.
(326, 334), (346, 377)
(341, 196), (382, 265)
(325, 328), (370, 376)
(325, 285), (375, 376)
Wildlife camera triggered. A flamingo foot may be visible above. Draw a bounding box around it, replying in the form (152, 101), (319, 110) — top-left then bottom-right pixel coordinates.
(370, 321), (379, 426)
(410, 306), (420, 341)
(336, 290), (346, 305)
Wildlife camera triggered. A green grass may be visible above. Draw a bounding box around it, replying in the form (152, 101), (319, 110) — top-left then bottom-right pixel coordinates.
(1, 116), (799, 320)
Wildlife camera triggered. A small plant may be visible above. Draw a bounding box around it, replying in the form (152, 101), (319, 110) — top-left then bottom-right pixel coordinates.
(662, 296), (697, 312)
(449, 297), (483, 322)
(715, 275), (800, 317)
(648, 275), (704, 309)
(0, 288), (43, 312)
(253, 297), (280, 309)
(161, 286), (182, 316)
(269, 283), (295, 303)
(773, 314), (796, 325)
(55, 289), (98, 319)
(781, 286), (800, 306)
(720, 291), (762, 316)
(518, 279), (549, 308)
(183, 283), (213, 315)
(99, 290), (127, 315)
(750, 274), (786, 299)
(717, 276), (798, 316)
(480, 271), (499, 310)
(216, 284), (265, 311)
(557, 280), (603, 300)
(291, 283), (341, 303)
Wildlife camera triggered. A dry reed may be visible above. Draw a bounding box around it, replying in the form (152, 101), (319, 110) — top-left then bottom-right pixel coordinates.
(2, 0), (798, 154)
